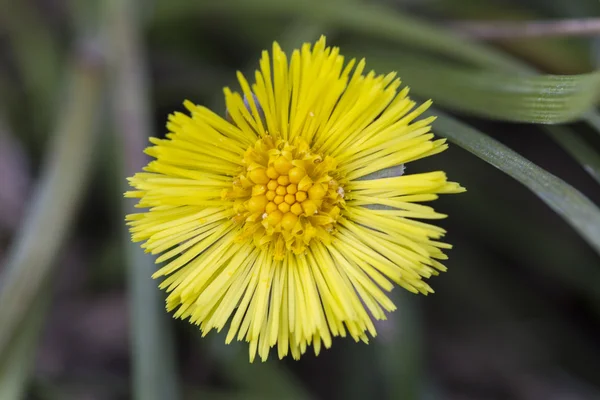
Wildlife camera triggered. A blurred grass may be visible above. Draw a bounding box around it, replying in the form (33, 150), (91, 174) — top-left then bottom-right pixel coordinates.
(429, 0), (594, 73)
(363, 52), (600, 124)
(153, 0), (523, 71)
(353, 51), (600, 185)
(0, 287), (51, 400)
(0, 0), (61, 142)
(0, 45), (104, 398)
(207, 338), (313, 400)
(374, 293), (423, 400)
(104, 0), (181, 399)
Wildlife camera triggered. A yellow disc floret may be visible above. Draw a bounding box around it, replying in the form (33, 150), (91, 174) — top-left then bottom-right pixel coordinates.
(227, 136), (345, 259)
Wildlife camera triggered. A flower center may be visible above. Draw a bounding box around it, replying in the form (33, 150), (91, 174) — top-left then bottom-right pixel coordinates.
(227, 136), (345, 260)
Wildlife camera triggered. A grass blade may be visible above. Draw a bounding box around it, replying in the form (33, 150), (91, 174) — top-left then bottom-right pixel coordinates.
(0, 49), (103, 395)
(0, 287), (51, 400)
(353, 51), (600, 186)
(153, 0), (522, 72)
(205, 336), (312, 400)
(375, 293), (422, 400)
(428, 108), (600, 256)
(105, 0), (181, 398)
(372, 52), (600, 124)
(0, 1), (61, 138)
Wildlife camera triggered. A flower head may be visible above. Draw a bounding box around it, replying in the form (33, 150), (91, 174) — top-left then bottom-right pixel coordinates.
(126, 36), (465, 362)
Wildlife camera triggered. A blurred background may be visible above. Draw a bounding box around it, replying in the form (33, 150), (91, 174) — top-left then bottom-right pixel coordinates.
(1, 0), (600, 399)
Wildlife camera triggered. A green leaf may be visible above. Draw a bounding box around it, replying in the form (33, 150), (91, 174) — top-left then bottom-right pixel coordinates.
(374, 293), (422, 400)
(0, 54), (103, 396)
(355, 51), (600, 185)
(105, 0), (181, 399)
(152, 0), (522, 72)
(0, 288), (51, 400)
(206, 338), (313, 400)
(372, 52), (600, 124)
(0, 0), (61, 140)
(428, 108), (600, 256)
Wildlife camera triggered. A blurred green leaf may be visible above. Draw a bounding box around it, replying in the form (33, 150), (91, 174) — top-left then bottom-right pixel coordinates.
(0, 1), (61, 139)
(356, 52), (600, 185)
(105, 0), (181, 399)
(153, 0), (522, 72)
(429, 108), (600, 256)
(0, 288), (51, 400)
(370, 52), (600, 124)
(206, 337), (312, 400)
(375, 293), (422, 400)
(0, 51), (103, 397)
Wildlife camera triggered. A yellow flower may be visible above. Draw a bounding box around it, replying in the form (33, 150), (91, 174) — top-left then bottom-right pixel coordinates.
(125, 36), (465, 362)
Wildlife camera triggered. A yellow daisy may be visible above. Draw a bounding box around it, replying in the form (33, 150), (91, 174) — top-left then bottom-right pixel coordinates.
(125, 36), (465, 362)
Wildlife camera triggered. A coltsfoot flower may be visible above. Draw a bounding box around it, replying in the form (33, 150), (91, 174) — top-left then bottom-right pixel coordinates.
(125, 36), (465, 362)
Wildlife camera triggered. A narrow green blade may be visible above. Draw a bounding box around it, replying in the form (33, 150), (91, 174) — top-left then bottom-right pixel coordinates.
(353, 50), (600, 124)
(429, 108), (600, 256)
